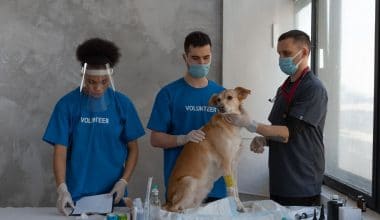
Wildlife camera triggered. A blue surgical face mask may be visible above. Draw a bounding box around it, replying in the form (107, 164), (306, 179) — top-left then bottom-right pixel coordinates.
(188, 63), (211, 78)
(279, 50), (303, 76)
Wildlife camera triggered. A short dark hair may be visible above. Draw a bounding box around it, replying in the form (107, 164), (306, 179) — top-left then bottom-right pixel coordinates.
(278, 30), (311, 53)
(184, 31), (212, 54)
(76, 38), (121, 68)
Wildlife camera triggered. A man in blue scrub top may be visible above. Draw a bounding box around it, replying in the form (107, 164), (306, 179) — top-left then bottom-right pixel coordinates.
(147, 31), (226, 203)
(43, 38), (145, 215)
(227, 30), (328, 206)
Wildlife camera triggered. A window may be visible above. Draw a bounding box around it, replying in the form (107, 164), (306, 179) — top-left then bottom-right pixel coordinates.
(295, 0), (312, 36)
(294, 0), (316, 72)
(317, 0), (378, 211)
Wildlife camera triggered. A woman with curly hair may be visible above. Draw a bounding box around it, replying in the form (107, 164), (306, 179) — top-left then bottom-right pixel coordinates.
(43, 38), (145, 215)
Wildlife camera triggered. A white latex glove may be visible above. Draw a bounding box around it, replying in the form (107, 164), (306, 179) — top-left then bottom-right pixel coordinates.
(176, 129), (206, 145)
(224, 107), (258, 132)
(110, 178), (128, 204)
(56, 183), (74, 216)
(250, 136), (266, 153)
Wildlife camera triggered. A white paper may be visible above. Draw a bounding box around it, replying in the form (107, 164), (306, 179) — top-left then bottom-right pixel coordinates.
(71, 193), (113, 215)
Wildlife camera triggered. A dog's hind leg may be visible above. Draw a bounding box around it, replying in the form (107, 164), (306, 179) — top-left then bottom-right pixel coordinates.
(166, 176), (199, 212)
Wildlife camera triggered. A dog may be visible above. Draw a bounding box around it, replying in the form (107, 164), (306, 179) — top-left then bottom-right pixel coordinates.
(163, 87), (251, 212)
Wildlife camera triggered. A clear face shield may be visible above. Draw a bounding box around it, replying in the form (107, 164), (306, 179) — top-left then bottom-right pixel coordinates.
(80, 63), (116, 112)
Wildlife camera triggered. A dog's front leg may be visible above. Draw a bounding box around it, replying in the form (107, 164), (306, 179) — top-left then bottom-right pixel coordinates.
(231, 158), (245, 212)
(222, 163), (245, 212)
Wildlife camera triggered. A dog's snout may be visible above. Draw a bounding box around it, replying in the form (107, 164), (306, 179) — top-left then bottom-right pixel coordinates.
(218, 105), (226, 113)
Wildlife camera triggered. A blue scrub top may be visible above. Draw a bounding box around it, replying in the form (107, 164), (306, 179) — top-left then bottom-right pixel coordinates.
(43, 88), (145, 201)
(147, 78), (226, 198)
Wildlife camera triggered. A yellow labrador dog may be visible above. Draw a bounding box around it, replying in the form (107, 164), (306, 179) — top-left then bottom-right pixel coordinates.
(163, 87), (251, 212)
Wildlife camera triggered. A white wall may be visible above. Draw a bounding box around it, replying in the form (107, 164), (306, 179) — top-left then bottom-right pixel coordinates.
(223, 0), (294, 196)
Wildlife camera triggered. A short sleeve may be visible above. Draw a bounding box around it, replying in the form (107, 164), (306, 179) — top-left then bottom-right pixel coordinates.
(42, 100), (70, 147)
(123, 101), (145, 142)
(288, 85), (328, 127)
(147, 89), (172, 133)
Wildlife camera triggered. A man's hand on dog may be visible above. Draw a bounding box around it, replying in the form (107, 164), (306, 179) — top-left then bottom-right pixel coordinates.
(176, 129), (206, 145)
(224, 107), (251, 126)
(224, 107), (258, 132)
(250, 136), (266, 153)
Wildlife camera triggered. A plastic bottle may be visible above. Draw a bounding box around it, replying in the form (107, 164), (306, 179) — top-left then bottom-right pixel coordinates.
(151, 184), (161, 206)
(133, 198), (144, 220)
(150, 184), (161, 220)
(327, 195), (343, 220)
(361, 198), (366, 212)
(356, 195), (363, 209)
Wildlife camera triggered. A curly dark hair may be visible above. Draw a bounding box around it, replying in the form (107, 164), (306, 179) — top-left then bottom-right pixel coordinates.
(76, 38), (121, 67)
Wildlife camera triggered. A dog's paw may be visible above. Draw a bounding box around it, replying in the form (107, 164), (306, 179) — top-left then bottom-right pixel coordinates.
(236, 205), (246, 213)
(237, 206), (246, 212)
(236, 201), (246, 213)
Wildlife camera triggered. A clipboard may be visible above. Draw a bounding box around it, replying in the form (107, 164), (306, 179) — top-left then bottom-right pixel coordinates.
(69, 193), (115, 216)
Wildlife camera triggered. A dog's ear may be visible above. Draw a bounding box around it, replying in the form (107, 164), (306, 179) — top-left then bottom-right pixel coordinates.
(208, 94), (219, 106)
(234, 87), (251, 101)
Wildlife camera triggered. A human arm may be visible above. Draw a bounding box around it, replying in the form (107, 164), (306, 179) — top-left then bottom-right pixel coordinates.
(224, 108), (289, 143)
(150, 129), (206, 149)
(54, 145), (67, 187)
(256, 123), (289, 143)
(121, 140), (139, 183)
(53, 144), (74, 216)
(148, 87), (206, 148)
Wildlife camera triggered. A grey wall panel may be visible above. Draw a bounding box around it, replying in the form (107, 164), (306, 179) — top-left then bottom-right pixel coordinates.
(0, 0), (222, 206)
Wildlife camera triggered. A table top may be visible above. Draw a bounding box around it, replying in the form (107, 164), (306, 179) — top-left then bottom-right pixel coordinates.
(1, 204), (376, 220)
(0, 201), (290, 220)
